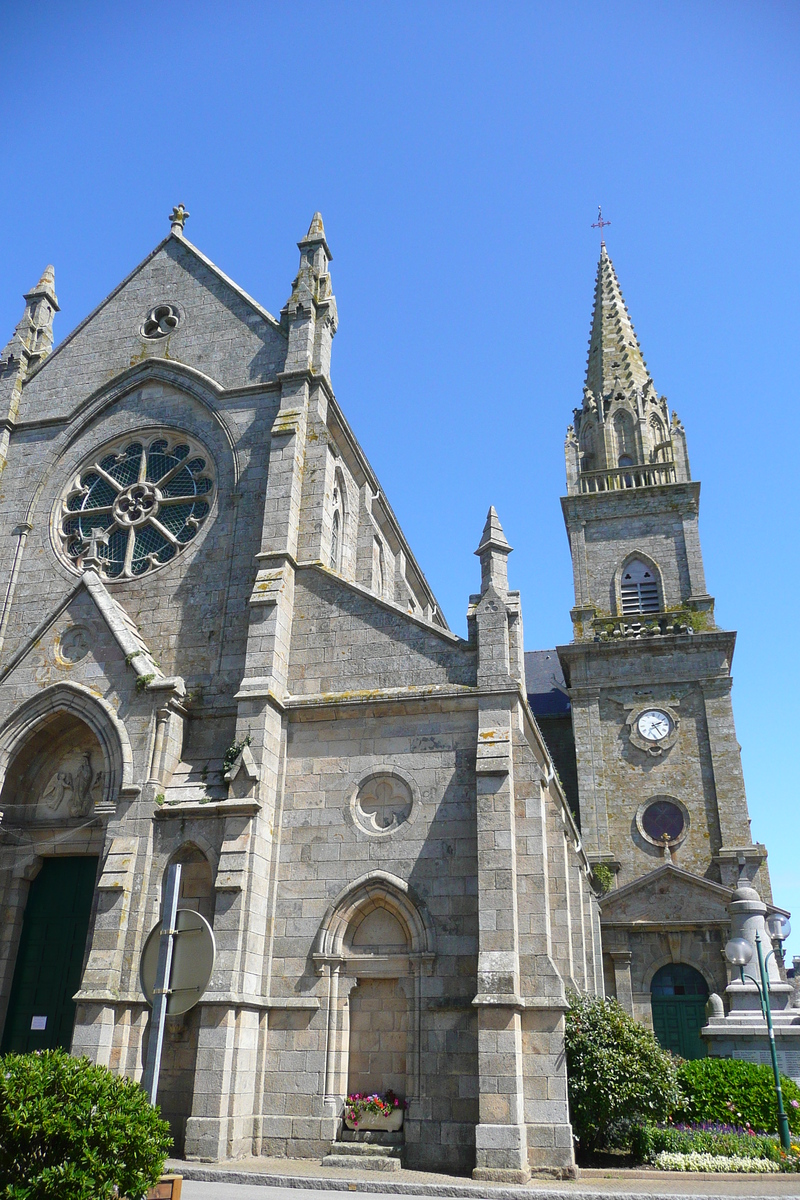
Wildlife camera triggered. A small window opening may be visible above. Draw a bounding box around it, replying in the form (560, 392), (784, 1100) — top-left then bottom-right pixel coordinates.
(330, 508), (340, 571)
(621, 559), (659, 614)
(373, 537), (385, 597)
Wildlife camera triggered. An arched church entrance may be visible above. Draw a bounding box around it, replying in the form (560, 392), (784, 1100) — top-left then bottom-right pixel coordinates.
(347, 906), (411, 1097)
(650, 963), (708, 1060)
(0, 711), (106, 1053)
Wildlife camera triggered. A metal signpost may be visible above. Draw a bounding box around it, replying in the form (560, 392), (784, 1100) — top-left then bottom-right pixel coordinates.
(140, 863), (216, 1105)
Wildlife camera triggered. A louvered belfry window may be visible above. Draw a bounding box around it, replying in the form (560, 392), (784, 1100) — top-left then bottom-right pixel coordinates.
(621, 559), (660, 614)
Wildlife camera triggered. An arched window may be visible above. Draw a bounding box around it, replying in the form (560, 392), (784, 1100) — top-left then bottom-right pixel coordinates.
(614, 411), (636, 462)
(373, 537), (385, 597)
(620, 559), (660, 614)
(649, 414), (667, 462)
(330, 509), (340, 571)
(329, 472), (346, 573)
(166, 844), (214, 924)
(580, 421), (596, 471)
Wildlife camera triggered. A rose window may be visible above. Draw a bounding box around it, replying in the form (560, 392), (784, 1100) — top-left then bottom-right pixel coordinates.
(58, 433), (215, 579)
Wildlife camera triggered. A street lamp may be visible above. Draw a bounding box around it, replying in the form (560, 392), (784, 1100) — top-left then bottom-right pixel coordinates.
(724, 923), (792, 1152)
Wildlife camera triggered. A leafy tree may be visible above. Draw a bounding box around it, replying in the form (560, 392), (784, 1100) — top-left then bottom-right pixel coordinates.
(564, 991), (682, 1152)
(0, 1049), (172, 1200)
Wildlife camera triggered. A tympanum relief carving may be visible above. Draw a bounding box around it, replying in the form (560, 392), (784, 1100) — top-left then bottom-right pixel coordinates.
(40, 751), (104, 818)
(0, 713), (107, 824)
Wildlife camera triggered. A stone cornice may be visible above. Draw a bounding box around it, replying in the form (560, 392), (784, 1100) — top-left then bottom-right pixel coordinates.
(560, 479), (701, 523)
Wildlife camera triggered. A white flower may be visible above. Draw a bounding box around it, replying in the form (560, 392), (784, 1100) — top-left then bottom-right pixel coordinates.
(655, 1151), (779, 1174)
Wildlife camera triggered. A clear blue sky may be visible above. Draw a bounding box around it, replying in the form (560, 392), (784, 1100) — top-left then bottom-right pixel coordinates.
(2, 3), (799, 955)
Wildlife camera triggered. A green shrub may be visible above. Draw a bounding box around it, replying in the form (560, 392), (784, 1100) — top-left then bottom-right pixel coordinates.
(631, 1121), (781, 1163)
(0, 1049), (172, 1200)
(674, 1058), (800, 1136)
(591, 864), (614, 895)
(564, 991), (683, 1152)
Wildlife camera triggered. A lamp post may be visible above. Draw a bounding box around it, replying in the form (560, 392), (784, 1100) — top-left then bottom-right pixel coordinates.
(724, 913), (792, 1153)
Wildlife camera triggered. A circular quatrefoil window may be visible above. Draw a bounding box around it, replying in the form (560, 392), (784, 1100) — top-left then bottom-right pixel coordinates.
(57, 432), (215, 579)
(353, 773), (413, 836)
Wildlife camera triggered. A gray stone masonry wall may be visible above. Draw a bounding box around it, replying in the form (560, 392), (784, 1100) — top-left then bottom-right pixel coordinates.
(0, 216), (603, 1178)
(561, 485), (710, 640)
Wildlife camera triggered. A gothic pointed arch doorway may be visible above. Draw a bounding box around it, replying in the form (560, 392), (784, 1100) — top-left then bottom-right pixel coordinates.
(314, 872), (435, 1107)
(0, 705), (114, 1053)
(347, 906), (412, 1098)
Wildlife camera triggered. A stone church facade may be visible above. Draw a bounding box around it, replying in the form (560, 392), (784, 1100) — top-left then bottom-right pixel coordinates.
(0, 210), (603, 1180)
(0, 211), (787, 1175)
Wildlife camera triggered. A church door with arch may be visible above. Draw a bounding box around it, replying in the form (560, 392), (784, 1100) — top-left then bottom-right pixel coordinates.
(650, 963), (708, 1060)
(1, 857), (98, 1053)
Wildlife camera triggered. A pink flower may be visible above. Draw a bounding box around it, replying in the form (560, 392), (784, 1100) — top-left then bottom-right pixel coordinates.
(791, 1100), (799, 1109)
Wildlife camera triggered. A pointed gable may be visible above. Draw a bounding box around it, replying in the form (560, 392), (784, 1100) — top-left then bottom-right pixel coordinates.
(17, 232), (289, 423)
(0, 569), (173, 717)
(600, 863), (734, 926)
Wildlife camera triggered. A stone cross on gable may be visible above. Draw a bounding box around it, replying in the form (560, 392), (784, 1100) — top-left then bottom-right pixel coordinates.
(169, 204), (190, 235)
(82, 526), (110, 572)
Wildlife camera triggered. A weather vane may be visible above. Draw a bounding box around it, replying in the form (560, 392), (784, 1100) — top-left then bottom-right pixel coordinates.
(591, 205), (611, 240)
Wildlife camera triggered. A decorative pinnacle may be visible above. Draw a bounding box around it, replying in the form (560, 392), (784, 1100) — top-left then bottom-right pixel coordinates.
(475, 506), (511, 595)
(475, 506), (511, 556)
(298, 211), (332, 259)
(169, 204), (190, 235)
(306, 212), (325, 240)
(24, 264), (59, 310)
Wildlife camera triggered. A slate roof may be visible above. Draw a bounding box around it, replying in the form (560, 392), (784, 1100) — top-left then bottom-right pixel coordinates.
(524, 649), (570, 717)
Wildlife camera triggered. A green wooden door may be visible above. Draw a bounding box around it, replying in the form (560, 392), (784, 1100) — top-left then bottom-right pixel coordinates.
(1, 857), (98, 1053)
(650, 963), (708, 1060)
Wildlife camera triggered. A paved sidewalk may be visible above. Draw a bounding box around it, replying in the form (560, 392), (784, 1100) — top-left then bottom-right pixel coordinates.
(169, 1157), (800, 1199)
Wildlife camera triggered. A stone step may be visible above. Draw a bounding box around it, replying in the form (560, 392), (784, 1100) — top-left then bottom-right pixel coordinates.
(322, 1153), (401, 1172)
(340, 1129), (404, 1145)
(329, 1141), (402, 1158)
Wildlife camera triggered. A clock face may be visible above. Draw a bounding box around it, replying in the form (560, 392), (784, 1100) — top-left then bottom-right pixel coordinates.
(637, 710), (671, 742)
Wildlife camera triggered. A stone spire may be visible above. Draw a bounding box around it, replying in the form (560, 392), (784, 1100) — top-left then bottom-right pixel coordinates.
(0, 266), (60, 472)
(281, 212), (337, 376)
(11, 265), (60, 364)
(475, 506), (511, 595)
(585, 243), (652, 402)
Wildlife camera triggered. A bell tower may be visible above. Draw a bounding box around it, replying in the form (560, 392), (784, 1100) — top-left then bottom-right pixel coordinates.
(557, 241), (770, 907)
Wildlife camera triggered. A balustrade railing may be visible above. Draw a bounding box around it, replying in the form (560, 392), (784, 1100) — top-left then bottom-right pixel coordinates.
(579, 461), (676, 493)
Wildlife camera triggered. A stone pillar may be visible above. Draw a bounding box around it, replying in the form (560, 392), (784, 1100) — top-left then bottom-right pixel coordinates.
(610, 950), (633, 1014)
(471, 509), (530, 1184)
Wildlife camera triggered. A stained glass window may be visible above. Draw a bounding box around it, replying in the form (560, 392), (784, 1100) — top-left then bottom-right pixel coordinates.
(58, 433), (215, 580)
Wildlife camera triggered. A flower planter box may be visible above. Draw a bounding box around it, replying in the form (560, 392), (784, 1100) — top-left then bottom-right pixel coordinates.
(145, 1176), (183, 1200)
(345, 1108), (404, 1132)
